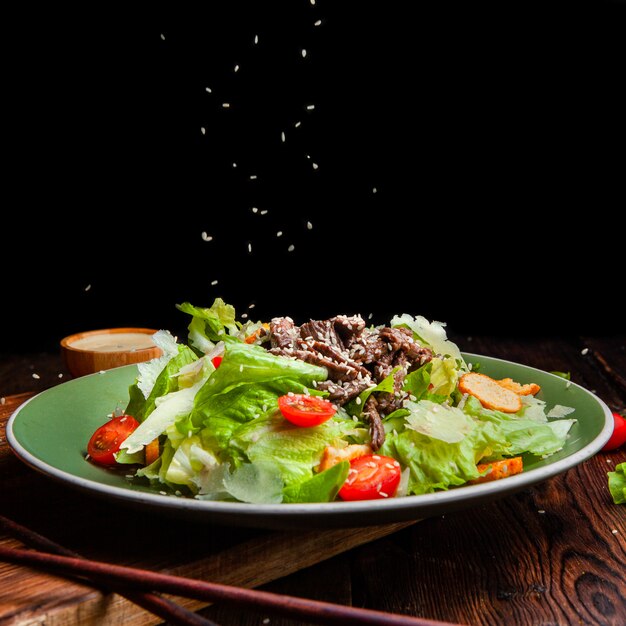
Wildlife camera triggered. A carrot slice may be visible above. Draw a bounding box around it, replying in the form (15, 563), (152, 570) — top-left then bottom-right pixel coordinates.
(144, 438), (160, 466)
(469, 457), (523, 484)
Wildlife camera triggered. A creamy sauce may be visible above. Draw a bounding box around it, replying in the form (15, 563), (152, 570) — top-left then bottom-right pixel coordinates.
(69, 333), (156, 353)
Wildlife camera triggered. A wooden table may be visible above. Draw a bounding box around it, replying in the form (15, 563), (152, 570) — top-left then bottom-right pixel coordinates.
(1, 335), (624, 625)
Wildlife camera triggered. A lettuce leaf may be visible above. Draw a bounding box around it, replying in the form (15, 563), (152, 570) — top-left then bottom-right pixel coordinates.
(463, 396), (575, 457)
(608, 462), (626, 504)
(283, 461), (350, 503)
(177, 298), (239, 353)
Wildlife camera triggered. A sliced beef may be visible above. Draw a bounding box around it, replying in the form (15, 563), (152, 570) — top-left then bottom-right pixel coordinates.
(379, 326), (432, 365)
(332, 315), (366, 349)
(299, 320), (344, 351)
(269, 317), (298, 349)
(363, 395), (385, 451)
(265, 313), (436, 451)
(315, 377), (371, 404)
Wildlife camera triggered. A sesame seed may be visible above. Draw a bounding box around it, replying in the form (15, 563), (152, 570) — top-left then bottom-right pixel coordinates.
(566, 380), (572, 389)
(260, 210), (268, 215)
(288, 244), (295, 252)
(248, 303), (255, 309)
(205, 87), (212, 93)
(248, 243), (252, 253)
(160, 491), (167, 496)
(312, 162), (319, 170)
(352, 415), (359, 422)
(84, 284), (92, 292)
(249, 175), (257, 180)
(0, 397), (5, 405)
(607, 459), (613, 464)
(262, 619), (270, 625)
(232, 162), (237, 168)
(307, 221), (313, 230)
(356, 397), (362, 405)
(306, 104), (315, 110)
(612, 529), (618, 534)
(379, 491), (389, 498)
(367, 462), (377, 468)
(234, 64), (239, 72)
(99, 370), (106, 374)
(294, 121), (301, 128)
(252, 207), (258, 213)
(538, 510), (546, 514)
(368, 313), (373, 319)
(314, 19), (322, 26)
(211, 280), (218, 286)
(222, 103), (230, 108)
(385, 463), (395, 469)
(201, 232), (213, 242)
(201, 127), (206, 135)
(58, 373), (63, 378)
(276, 231), (283, 237)
(160, 33), (165, 40)
(301, 49), (307, 58)
(372, 187), (377, 193)
(239, 364), (244, 373)
(32, 373), (40, 380)
(581, 348), (589, 355)
(310, 0), (315, 4)
(372, 455), (381, 460)
(281, 131), (286, 142)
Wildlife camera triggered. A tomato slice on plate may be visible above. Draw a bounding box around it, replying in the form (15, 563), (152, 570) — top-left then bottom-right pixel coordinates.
(278, 394), (336, 427)
(87, 414), (140, 466)
(338, 454), (402, 501)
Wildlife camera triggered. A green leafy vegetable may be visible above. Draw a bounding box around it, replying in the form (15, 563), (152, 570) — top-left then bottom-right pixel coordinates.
(608, 462), (626, 504)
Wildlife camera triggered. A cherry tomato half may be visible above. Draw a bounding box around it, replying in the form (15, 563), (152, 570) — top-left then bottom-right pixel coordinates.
(277, 394), (336, 427)
(602, 412), (626, 451)
(211, 355), (223, 368)
(87, 415), (140, 465)
(338, 454), (402, 501)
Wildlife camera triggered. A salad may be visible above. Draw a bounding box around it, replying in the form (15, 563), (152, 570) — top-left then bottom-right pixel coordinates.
(86, 299), (577, 504)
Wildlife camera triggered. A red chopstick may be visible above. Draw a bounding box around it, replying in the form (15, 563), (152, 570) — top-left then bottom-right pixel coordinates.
(0, 514), (217, 626)
(0, 543), (460, 626)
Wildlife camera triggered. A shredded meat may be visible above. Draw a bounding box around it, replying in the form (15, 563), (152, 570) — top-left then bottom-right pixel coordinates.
(266, 315), (433, 450)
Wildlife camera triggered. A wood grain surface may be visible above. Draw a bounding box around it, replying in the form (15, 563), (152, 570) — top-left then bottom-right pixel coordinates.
(1, 335), (625, 625)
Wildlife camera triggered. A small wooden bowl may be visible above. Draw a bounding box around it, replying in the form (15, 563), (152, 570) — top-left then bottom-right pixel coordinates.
(60, 328), (163, 378)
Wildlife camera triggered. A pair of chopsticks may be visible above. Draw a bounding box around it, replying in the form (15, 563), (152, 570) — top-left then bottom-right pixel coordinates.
(0, 514), (458, 626)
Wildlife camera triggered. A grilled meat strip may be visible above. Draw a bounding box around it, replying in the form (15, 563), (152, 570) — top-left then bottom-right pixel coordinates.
(267, 315), (433, 450)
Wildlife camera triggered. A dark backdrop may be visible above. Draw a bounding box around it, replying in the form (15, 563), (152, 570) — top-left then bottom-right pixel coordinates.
(5, 1), (624, 351)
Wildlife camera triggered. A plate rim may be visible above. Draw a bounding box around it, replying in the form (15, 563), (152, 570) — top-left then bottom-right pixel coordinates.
(6, 352), (615, 521)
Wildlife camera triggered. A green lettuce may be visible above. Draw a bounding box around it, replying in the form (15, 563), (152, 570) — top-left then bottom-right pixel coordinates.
(126, 344), (198, 421)
(463, 396), (575, 457)
(283, 462), (350, 503)
(177, 298), (239, 353)
(608, 462), (626, 504)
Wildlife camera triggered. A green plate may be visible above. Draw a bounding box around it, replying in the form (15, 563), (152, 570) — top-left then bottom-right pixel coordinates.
(7, 353), (613, 529)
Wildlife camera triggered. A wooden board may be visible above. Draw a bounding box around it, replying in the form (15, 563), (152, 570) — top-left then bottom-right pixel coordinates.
(0, 393), (416, 625)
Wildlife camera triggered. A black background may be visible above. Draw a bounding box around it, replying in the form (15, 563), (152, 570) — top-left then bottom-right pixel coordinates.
(5, 1), (624, 351)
